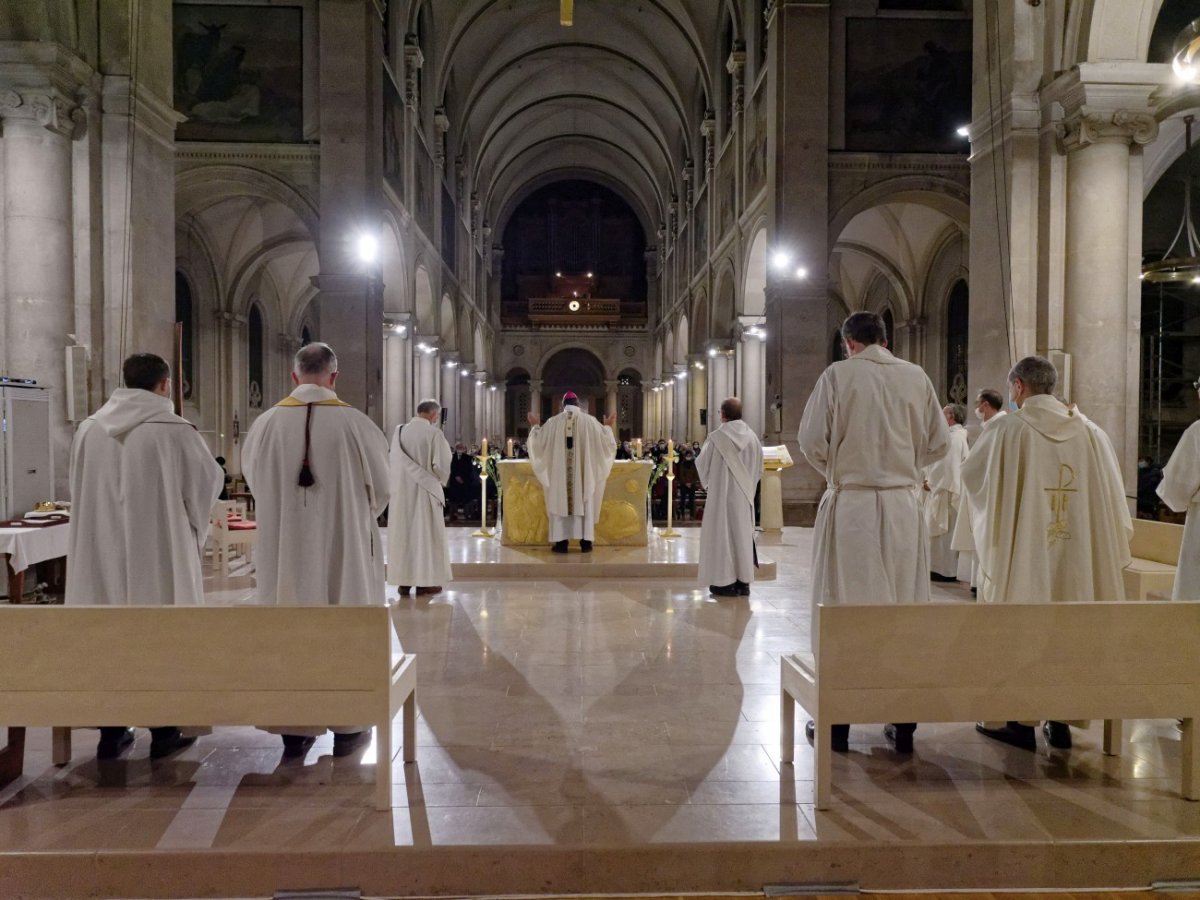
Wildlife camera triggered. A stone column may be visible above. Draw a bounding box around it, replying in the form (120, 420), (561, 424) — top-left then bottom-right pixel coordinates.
(494, 385), (507, 441)
(737, 318), (766, 438)
(383, 318), (410, 435)
(708, 349), (733, 426)
(440, 353), (459, 441)
(317, 0), (383, 420)
(687, 355), (707, 441)
(1059, 104), (1157, 478)
(672, 365), (688, 441)
(457, 368), (474, 446)
(416, 341), (439, 402)
(529, 378), (543, 425)
(604, 379), (619, 438)
(474, 372), (487, 444)
(660, 372), (675, 440)
(641, 384), (653, 439)
(0, 71), (82, 496)
(765, 0), (830, 520)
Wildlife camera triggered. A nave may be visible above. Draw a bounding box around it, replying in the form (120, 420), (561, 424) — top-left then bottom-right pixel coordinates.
(0, 528), (1195, 897)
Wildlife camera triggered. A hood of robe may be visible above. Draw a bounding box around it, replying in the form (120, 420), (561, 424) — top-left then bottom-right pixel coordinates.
(850, 344), (904, 365)
(90, 388), (177, 438)
(719, 418), (758, 449)
(1012, 394), (1086, 443)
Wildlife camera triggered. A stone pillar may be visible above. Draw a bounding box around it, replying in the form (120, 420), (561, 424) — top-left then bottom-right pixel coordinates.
(737, 318), (766, 438)
(383, 318), (410, 434)
(708, 350), (733, 427)
(416, 341), (439, 402)
(672, 365), (688, 441)
(495, 385), (507, 441)
(687, 355), (707, 441)
(529, 378), (543, 425)
(317, 0), (383, 420)
(604, 379), (619, 438)
(765, 1), (830, 519)
(0, 65), (84, 496)
(458, 367), (474, 446)
(440, 353), (459, 441)
(660, 372), (675, 440)
(1059, 105), (1157, 479)
(641, 384), (653, 439)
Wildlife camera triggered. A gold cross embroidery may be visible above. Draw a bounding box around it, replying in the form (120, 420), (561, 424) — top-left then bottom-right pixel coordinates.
(1045, 463), (1077, 546)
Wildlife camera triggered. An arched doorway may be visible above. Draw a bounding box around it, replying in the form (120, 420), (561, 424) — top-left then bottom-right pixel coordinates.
(539, 348), (606, 419)
(945, 280), (969, 405)
(505, 368), (531, 439)
(617, 368), (643, 441)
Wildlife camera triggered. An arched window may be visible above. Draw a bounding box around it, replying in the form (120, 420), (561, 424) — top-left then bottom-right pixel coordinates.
(882, 308), (896, 355)
(248, 303), (264, 410)
(174, 272), (194, 400)
(300, 323), (312, 347)
(946, 280), (969, 404)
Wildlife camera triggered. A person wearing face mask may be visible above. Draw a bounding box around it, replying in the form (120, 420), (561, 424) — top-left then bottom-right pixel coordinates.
(973, 389), (1006, 434)
(1157, 378), (1200, 599)
(796, 311), (950, 755)
(959, 355), (1131, 752)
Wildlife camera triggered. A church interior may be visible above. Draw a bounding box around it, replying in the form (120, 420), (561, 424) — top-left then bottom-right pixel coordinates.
(3, 0), (1200, 897)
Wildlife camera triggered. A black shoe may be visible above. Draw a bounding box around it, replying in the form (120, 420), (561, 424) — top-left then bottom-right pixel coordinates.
(930, 572), (957, 582)
(970, 587), (978, 597)
(579, 539), (593, 553)
(551, 540), (569, 553)
(281, 734), (317, 759)
(735, 581), (750, 596)
(149, 728), (198, 760)
(710, 583), (739, 597)
(332, 730), (372, 758)
(883, 724), (914, 754)
(398, 585), (412, 594)
(976, 721), (1037, 751)
(804, 719), (849, 753)
(96, 727), (135, 760)
(1043, 721), (1072, 749)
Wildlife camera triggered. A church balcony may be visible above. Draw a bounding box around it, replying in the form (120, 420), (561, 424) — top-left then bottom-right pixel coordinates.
(501, 298), (648, 330)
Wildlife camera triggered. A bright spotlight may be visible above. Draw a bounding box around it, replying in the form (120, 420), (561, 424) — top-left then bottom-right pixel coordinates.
(771, 250), (792, 272)
(956, 125), (970, 138)
(392, 324), (406, 336)
(356, 233), (378, 264)
(795, 267), (808, 280)
(416, 342), (429, 352)
(707, 348), (717, 358)
(676, 371), (687, 380)
(586, 271), (593, 278)
(445, 360), (458, 369)
(460, 369), (470, 377)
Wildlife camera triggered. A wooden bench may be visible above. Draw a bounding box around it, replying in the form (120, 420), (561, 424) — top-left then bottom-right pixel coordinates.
(781, 601), (1200, 810)
(0, 605), (416, 810)
(1123, 518), (1183, 600)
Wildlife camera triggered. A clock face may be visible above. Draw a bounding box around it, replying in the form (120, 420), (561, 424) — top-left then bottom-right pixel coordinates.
(568, 299), (581, 312)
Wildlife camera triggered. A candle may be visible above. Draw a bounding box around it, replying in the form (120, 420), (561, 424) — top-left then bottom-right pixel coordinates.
(481, 438), (488, 458)
(506, 438), (513, 458)
(667, 439), (674, 476)
(635, 438), (642, 458)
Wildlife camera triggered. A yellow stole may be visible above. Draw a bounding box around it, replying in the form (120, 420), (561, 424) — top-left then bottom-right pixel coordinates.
(274, 397), (352, 408)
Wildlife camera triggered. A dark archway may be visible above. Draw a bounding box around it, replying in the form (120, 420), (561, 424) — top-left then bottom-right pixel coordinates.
(945, 280), (969, 404)
(175, 272), (195, 401)
(540, 347), (606, 419)
(248, 303), (265, 410)
(617, 368), (643, 442)
(882, 308), (896, 356)
(505, 367), (531, 439)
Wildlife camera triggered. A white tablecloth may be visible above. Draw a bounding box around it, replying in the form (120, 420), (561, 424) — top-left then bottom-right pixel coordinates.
(0, 525), (69, 573)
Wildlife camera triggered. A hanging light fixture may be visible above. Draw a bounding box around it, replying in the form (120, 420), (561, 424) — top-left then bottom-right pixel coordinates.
(1142, 115), (1200, 285)
(1173, 18), (1200, 83)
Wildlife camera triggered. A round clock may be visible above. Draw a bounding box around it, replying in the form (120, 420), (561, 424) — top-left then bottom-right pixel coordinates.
(568, 299), (581, 312)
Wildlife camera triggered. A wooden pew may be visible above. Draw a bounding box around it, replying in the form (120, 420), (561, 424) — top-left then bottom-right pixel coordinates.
(1123, 518), (1183, 600)
(0, 606), (416, 810)
(781, 601), (1200, 810)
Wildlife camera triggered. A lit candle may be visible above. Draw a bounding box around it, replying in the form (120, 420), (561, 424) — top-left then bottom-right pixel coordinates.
(481, 438), (488, 458)
(667, 439), (674, 476)
(635, 438), (642, 458)
(506, 438), (513, 458)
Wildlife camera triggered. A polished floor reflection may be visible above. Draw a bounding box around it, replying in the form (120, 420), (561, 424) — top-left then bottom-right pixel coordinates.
(0, 527), (1196, 894)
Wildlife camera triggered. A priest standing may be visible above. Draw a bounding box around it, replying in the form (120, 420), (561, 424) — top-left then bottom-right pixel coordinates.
(696, 397), (762, 597)
(961, 355), (1131, 751)
(797, 311), (949, 754)
(526, 392), (617, 552)
(242, 342), (391, 759)
(1156, 377), (1200, 600)
(924, 403), (970, 582)
(387, 398), (453, 596)
(66, 352), (223, 760)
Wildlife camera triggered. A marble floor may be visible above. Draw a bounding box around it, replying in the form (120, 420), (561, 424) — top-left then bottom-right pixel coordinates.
(2, 527), (1199, 898)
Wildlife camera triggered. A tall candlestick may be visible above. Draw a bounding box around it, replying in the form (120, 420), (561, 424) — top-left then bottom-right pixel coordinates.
(481, 438), (488, 457)
(506, 438), (513, 458)
(667, 439), (674, 475)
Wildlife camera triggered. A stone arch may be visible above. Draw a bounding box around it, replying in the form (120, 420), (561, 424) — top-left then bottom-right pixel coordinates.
(540, 346), (607, 413)
(674, 316), (689, 365)
(1065, 0), (1165, 67)
(439, 293), (457, 349)
(828, 179), (969, 247)
(712, 262), (737, 340)
(833, 241), (915, 322)
(690, 290), (710, 353)
(381, 216), (408, 315)
(415, 265), (435, 334)
(742, 227), (768, 317)
(474, 325), (487, 373)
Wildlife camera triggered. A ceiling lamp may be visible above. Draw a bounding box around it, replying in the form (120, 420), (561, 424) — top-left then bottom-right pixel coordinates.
(1174, 18), (1200, 83)
(1142, 115), (1200, 285)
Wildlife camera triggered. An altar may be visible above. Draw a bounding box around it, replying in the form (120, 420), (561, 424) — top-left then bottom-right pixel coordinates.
(496, 459), (656, 546)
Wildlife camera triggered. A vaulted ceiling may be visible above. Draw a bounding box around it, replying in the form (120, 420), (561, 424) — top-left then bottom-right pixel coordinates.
(403, 0), (742, 242)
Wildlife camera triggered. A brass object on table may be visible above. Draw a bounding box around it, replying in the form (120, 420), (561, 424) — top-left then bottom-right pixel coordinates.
(497, 460), (655, 546)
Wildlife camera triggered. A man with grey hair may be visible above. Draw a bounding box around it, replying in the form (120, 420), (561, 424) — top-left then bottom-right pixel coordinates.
(923, 403), (970, 582)
(387, 398), (453, 596)
(242, 341), (391, 759)
(959, 355), (1131, 751)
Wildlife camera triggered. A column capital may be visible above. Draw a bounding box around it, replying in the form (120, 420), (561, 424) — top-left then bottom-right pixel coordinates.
(0, 84), (79, 138)
(1057, 107), (1159, 152)
(0, 44), (93, 139)
(604, 379), (620, 392)
(529, 379), (543, 393)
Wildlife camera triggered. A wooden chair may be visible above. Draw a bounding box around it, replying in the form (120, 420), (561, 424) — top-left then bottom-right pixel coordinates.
(209, 500), (256, 571)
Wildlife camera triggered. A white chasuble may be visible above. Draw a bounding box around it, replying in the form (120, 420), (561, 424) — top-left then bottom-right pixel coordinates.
(242, 384), (390, 606)
(923, 423), (970, 578)
(696, 419), (762, 587)
(797, 344), (950, 614)
(959, 395), (1131, 604)
(527, 405), (617, 541)
(66, 389), (224, 605)
(1157, 419), (1200, 600)
(387, 417), (453, 587)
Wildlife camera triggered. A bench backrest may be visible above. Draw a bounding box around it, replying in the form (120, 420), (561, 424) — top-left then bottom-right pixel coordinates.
(815, 601), (1198, 692)
(0, 606), (394, 694)
(1130, 518), (1184, 565)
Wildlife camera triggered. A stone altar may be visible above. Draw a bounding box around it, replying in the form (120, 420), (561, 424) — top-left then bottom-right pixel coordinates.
(497, 459), (655, 546)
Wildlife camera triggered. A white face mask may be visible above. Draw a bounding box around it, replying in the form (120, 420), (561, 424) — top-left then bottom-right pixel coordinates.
(974, 407), (985, 422)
